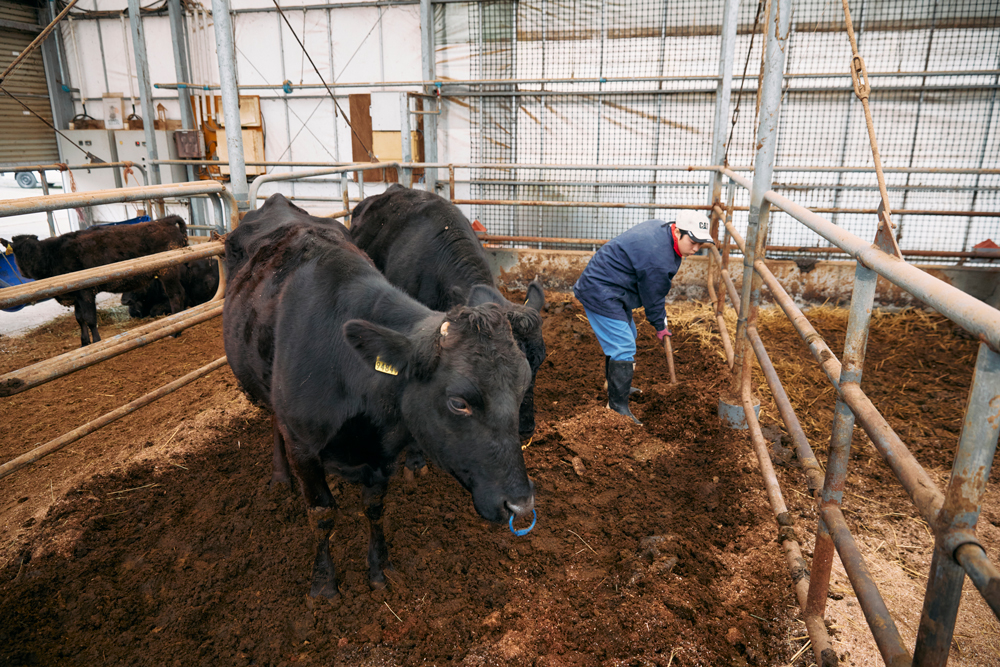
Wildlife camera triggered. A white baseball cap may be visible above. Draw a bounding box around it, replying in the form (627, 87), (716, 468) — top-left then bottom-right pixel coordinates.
(674, 210), (714, 244)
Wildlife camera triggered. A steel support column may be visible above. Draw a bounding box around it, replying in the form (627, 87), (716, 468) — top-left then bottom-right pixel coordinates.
(167, 0), (205, 228)
(127, 0), (161, 187)
(708, 0), (740, 205)
(721, 0), (790, 429)
(210, 0), (250, 210)
(420, 0), (438, 192)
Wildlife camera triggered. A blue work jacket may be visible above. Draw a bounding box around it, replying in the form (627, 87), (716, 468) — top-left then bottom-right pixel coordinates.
(573, 219), (681, 331)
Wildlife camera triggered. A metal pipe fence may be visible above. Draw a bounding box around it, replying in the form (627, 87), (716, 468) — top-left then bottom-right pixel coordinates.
(0, 181), (231, 478)
(706, 165), (1000, 665)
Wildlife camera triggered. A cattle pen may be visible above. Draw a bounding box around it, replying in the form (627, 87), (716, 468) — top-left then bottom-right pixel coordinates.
(1, 0), (999, 665)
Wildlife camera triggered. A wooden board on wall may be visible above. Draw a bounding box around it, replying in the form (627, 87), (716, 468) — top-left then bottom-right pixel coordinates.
(349, 93), (394, 183)
(217, 128), (266, 176)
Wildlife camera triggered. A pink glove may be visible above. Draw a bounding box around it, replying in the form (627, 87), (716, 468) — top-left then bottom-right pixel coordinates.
(656, 328), (672, 340)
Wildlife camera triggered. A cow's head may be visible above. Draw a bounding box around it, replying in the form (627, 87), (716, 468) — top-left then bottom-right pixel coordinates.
(344, 303), (535, 524)
(467, 279), (547, 442)
(8, 235), (45, 279)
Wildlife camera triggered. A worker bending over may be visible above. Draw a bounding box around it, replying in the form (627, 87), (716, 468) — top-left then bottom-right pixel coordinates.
(573, 211), (714, 424)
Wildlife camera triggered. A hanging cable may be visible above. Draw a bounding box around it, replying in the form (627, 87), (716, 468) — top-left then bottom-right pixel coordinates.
(270, 0), (376, 162)
(841, 0), (895, 233)
(724, 0), (765, 168)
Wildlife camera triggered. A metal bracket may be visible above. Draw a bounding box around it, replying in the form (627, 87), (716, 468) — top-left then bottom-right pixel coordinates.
(873, 200), (903, 259)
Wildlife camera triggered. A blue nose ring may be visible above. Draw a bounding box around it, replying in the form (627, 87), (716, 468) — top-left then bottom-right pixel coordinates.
(509, 509), (537, 536)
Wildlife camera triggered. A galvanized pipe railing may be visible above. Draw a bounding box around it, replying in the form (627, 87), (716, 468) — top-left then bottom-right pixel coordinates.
(721, 167), (1000, 353)
(712, 167), (1000, 664)
(0, 161), (150, 187)
(719, 212), (949, 524)
(0, 181), (232, 480)
(151, 158), (1000, 175)
(248, 162), (403, 209)
(0, 242), (224, 311)
(0, 181), (238, 233)
(0, 299), (224, 397)
(0, 356), (229, 481)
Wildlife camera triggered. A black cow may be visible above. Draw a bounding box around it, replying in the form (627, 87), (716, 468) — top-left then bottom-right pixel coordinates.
(350, 184), (546, 444)
(222, 199), (536, 598)
(121, 258), (220, 318)
(5, 216), (189, 347)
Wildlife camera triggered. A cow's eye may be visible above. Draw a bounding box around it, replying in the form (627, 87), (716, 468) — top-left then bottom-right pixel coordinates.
(447, 397), (471, 416)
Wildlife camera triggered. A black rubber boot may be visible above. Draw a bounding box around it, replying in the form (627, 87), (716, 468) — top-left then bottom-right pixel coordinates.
(607, 360), (642, 425)
(604, 355), (640, 394)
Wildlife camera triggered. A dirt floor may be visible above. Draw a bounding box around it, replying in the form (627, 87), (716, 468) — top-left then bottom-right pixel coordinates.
(0, 292), (998, 666)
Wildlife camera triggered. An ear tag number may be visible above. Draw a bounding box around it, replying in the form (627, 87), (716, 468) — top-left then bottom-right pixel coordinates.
(375, 356), (398, 376)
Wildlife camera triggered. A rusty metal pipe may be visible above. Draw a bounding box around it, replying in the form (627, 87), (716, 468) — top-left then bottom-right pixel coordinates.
(475, 235), (1000, 260)
(746, 248), (946, 523)
(956, 543), (1000, 618)
(0, 241), (224, 310)
(821, 505), (912, 666)
(704, 267), (734, 368)
(0, 357), (228, 481)
(746, 329), (826, 495)
(721, 167), (1000, 352)
(0, 181), (225, 217)
(0, 300), (224, 397)
(711, 236), (826, 495)
(738, 350), (837, 663)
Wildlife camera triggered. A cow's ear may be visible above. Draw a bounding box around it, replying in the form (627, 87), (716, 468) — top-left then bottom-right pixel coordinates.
(343, 319), (412, 376)
(524, 277), (546, 312)
(467, 284), (503, 307)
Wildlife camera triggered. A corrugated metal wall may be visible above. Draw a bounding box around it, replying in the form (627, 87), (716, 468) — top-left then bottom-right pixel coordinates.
(0, 0), (60, 165)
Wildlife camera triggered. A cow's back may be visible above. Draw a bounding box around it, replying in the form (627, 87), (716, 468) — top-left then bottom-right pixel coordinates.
(223, 207), (373, 409)
(350, 184), (494, 311)
(227, 194), (353, 279)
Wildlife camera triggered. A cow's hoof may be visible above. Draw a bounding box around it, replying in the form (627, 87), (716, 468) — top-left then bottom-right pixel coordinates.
(369, 568), (394, 591)
(309, 578), (340, 599)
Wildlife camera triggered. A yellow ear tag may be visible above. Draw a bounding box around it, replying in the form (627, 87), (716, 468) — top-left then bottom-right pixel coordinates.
(375, 356), (398, 376)
(4, 244), (12, 255)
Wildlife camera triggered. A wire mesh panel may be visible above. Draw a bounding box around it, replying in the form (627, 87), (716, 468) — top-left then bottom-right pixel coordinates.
(438, 0), (1000, 262)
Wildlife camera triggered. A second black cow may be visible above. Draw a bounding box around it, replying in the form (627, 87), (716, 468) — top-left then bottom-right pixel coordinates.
(350, 184), (546, 443)
(121, 258), (220, 318)
(223, 196), (536, 598)
(6, 216), (189, 346)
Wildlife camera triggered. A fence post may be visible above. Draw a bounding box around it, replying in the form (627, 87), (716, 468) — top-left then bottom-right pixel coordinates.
(210, 0), (250, 212)
(719, 0), (790, 430)
(913, 343), (1000, 663)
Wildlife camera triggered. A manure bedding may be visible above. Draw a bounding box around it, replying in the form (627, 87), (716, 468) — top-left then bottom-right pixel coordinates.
(0, 292), (991, 666)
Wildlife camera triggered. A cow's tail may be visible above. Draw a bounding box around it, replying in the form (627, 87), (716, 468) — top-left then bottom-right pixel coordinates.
(173, 216), (188, 238)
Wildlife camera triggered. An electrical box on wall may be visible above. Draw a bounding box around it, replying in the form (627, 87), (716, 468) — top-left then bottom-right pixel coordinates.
(114, 130), (187, 184)
(55, 130), (129, 225)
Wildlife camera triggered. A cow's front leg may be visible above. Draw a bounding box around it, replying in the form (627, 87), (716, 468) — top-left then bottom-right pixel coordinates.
(363, 471), (392, 589)
(72, 291), (99, 346)
(308, 504), (339, 598)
